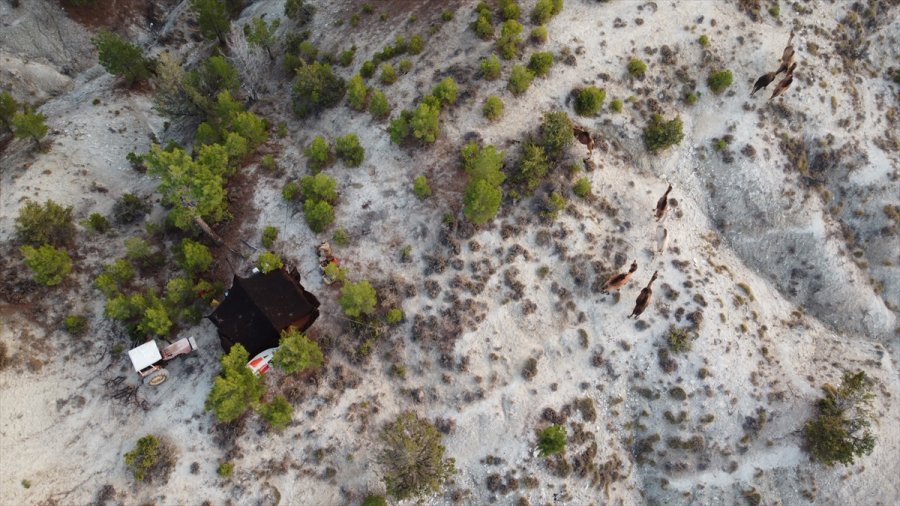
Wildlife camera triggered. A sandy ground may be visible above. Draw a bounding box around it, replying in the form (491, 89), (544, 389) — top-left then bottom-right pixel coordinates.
(1, 0), (898, 505)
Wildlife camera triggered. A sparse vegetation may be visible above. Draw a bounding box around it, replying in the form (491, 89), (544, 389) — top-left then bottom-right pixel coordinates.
(537, 424), (566, 456)
(642, 113), (684, 153)
(15, 200), (75, 247)
(124, 435), (170, 482)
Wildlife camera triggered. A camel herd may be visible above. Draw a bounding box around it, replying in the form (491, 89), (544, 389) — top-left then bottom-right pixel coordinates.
(567, 30), (798, 320)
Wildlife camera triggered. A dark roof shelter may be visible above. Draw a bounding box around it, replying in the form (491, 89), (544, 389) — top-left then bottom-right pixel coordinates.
(208, 267), (320, 357)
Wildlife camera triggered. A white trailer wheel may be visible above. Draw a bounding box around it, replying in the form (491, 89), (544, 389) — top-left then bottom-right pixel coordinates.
(146, 368), (169, 386)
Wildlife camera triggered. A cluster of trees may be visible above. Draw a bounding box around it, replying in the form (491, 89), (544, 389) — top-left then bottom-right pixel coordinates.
(358, 34), (425, 81)
(0, 92), (49, 146)
(472, 0), (562, 58)
(96, 237), (219, 339)
(205, 326), (324, 427)
(347, 74), (391, 119)
(389, 77), (458, 145)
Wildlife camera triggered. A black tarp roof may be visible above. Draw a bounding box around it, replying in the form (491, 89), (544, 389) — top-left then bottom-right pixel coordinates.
(207, 268), (320, 357)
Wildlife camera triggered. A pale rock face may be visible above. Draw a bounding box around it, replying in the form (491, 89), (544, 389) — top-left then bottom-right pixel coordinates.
(0, 1), (898, 505)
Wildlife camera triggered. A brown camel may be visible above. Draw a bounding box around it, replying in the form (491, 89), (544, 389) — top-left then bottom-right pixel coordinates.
(573, 125), (594, 157)
(629, 271), (659, 318)
(601, 260), (638, 294)
(655, 184), (673, 222)
(770, 62), (797, 100)
(751, 71), (777, 96)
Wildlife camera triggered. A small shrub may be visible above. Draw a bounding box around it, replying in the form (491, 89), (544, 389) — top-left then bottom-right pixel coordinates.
(474, 9), (494, 40)
(544, 191), (566, 219)
(530, 25), (548, 44)
(323, 261), (347, 283)
(217, 462), (234, 477)
(205, 345), (265, 423)
(528, 52), (554, 77)
(498, 0), (520, 20)
(257, 251), (283, 273)
(540, 111), (573, 159)
(81, 213), (111, 233)
(261, 226), (278, 248)
(113, 193), (150, 224)
(463, 179), (503, 225)
(369, 89), (391, 119)
(303, 200), (335, 233)
(260, 396), (293, 429)
(610, 98), (623, 112)
(684, 91), (699, 105)
(515, 143), (549, 192)
(339, 280), (377, 318)
(389, 111), (412, 144)
(335, 133), (365, 167)
(360, 60), (376, 78)
(15, 200), (75, 247)
(347, 74), (368, 111)
(363, 495), (388, 506)
(282, 181), (300, 201)
(21, 245), (72, 286)
(64, 315), (88, 336)
(398, 58), (413, 74)
(537, 425), (566, 456)
(124, 435), (167, 482)
(507, 65), (534, 95)
(408, 35), (424, 55)
(431, 77), (458, 107)
(411, 101), (440, 143)
(572, 177), (591, 198)
(386, 308), (404, 324)
(803, 371), (876, 466)
(413, 175), (432, 200)
(300, 173), (338, 203)
(332, 227), (350, 246)
(642, 113), (684, 153)
(92, 31), (154, 85)
(667, 325), (692, 353)
(304, 135), (333, 171)
(497, 19), (524, 59)
(530, 0), (557, 24)
(698, 34), (710, 47)
(482, 96), (504, 121)
(339, 48), (356, 66)
(769, 6), (780, 17)
(0, 91), (17, 132)
(627, 57), (647, 78)
(707, 70), (733, 94)
(380, 63), (398, 85)
(292, 62), (346, 118)
(574, 86), (606, 116)
(12, 110), (48, 145)
(260, 154), (278, 172)
(480, 54), (502, 80)
(441, 10), (454, 21)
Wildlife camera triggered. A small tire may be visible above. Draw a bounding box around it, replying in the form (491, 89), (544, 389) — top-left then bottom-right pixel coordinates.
(146, 368), (169, 386)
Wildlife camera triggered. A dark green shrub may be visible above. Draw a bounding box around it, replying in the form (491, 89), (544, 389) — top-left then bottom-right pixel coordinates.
(707, 69), (733, 94)
(610, 98), (623, 112)
(474, 11), (494, 40)
(515, 143), (549, 192)
(124, 435), (168, 482)
(573, 177), (591, 198)
(339, 280), (377, 317)
(303, 200), (335, 233)
(666, 325), (693, 353)
(461, 143), (506, 186)
(363, 495), (388, 506)
(217, 461), (235, 477)
(413, 175), (432, 200)
(497, 19), (523, 59)
(480, 54), (501, 80)
(398, 58), (412, 74)
(408, 35), (424, 55)
(21, 245), (72, 286)
(530, 0), (558, 24)
(507, 65), (534, 95)
(441, 10), (454, 21)
(574, 86), (606, 116)
(360, 60), (376, 78)
(498, 0), (520, 20)
(482, 96), (504, 121)
(335, 134), (365, 167)
(257, 251), (283, 273)
(528, 52), (554, 77)
(537, 424), (566, 456)
(282, 181), (300, 201)
(304, 135), (334, 171)
(273, 326), (324, 373)
(803, 371), (876, 466)
(0, 91), (17, 131)
(698, 35), (709, 47)
(339, 48), (355, 66)
(642, 113), (684, 153)
(378, 412), (456, 500)
(332, 227), (350, 247)
(627, 57), (647, 78)
(292, 62), (346, 118)
(259, 154), (279, 172)
(259, 396), (293, 429)
(190, 0), (232, 43)
(684, 91), (698, 105)
(389, 110), (412, 144)
(369, 89), (390, 119)
(540, 111), (573, 159)
(92, 31), (154, 86)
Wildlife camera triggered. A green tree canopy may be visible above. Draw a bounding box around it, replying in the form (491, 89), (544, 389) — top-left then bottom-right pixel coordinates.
(272, 326), (324, 374)
(92, 31), (154, 85)
(335, 133), (364, 167)
(300, 173), (338, 203)
(14, 200), (75, 247)
(339, 280), (377, 318)
(205, 344), (266, 423)
(410, 101), (440, 143)
(463, 179), (503, 225)
(12, 110), (48, 144)
(21, 244), (72, 286)
(642, 113), (684, 154)
(0, 91), (18, 131)
(804, 371), (876, 466)
(144, 144), (230, 230)
(190, 0), (231, 43)
(259, 395), (293, 429)
(378, 412), (456, 500)
(292, 62), (346, 118)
